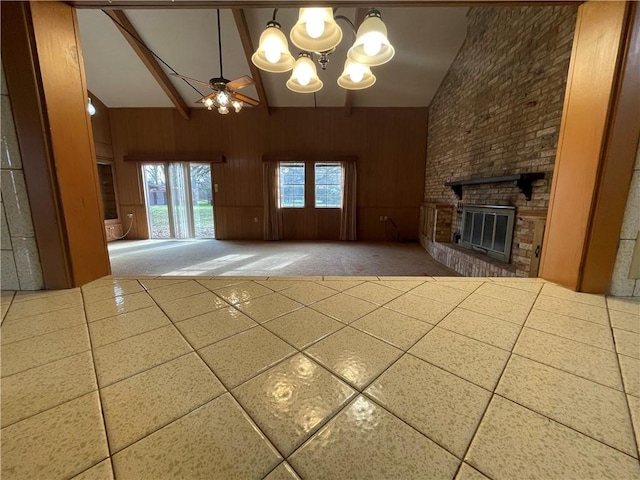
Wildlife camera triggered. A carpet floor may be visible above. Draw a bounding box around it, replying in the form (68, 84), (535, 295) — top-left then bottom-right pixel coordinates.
(107, 240), (459, 277)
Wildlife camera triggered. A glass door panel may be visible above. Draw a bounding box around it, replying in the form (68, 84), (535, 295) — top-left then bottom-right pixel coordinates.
(142, 164), (171, 239)
(168, 163), (191, 239)
(190, 164), (214, 238)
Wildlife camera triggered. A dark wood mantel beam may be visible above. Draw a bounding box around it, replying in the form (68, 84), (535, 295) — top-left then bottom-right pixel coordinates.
(232, 8), (270, 114)
(103, 9), (191, 120)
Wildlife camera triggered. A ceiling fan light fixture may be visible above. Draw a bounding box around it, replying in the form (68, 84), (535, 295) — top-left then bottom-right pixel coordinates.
(218, 106), (229, 114)
(232, 100), (243, 113)
(337, 59), (376, 90)
(216, 90), (231, 106)
(347, 9), (395, 67)
(290, 8), (343, 53)
(286, 53), (323, 93)
(252, 21), (295, 73)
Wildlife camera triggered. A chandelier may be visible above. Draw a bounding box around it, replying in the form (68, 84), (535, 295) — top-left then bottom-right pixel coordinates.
(252, 8), (394, 93)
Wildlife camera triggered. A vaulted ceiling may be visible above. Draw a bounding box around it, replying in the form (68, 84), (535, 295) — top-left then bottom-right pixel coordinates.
(76, 6), (468, 109)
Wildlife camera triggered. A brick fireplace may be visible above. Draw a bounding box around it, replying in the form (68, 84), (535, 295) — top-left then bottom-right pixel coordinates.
(421, 5), (578, 277)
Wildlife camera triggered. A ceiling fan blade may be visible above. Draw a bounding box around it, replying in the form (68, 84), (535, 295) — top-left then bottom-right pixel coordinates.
(196, 92), (216, 104)
(171, 73), (210, 87)
(232, 92), (260, 107)
(227, 75), (255, 91)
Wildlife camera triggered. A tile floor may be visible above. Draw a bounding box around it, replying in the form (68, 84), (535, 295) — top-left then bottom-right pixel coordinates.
(1, 276), (639, 480)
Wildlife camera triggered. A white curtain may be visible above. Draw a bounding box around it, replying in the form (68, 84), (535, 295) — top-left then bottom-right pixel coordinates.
(340, 161), (357, 241)
(263, 162), (283, 240)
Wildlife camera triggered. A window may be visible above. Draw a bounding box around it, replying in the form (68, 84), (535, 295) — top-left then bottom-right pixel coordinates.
(279, 162), (305, 208)
(315, 163), (343, 208)
(460, 205), (515, 263)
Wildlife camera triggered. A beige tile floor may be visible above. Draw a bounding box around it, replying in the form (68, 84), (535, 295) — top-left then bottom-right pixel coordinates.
(1, 276), (640, 480)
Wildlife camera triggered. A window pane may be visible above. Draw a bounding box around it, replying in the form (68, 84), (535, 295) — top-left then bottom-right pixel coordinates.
(279, 162), (305, 208)
(482, 214), (494, 249)
(315, 163), (343, 208)
(494, 215), (508, 252)
(472, 213), (483, 245)
(462, 213), (472, 242)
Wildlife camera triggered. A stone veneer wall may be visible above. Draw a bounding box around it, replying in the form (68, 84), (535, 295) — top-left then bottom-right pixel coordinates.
(423, 5), (578, 277)
(1, 60), (44, 290)
(610, 143), (640, 296)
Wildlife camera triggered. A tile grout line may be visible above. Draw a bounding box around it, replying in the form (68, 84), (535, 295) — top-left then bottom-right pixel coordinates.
(449, 280), (544, 480)
(279, 282), (494, 467)
(521, 323), (617, 353)
(490, 392), (640, 461)
(146, 287), (298, 476)
(606, 299), (640, 461)
(79, 287), (117, 479)
(1, 290), (17, 325)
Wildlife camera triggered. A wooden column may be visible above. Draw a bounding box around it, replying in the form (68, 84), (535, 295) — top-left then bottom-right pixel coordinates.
(539, 1), (639, 293)
(1, 1), (110, 288)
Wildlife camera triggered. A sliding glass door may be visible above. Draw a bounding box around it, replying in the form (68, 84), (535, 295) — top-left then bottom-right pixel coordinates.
(142, 163), (215, 239)
(190, 164), (214, 238)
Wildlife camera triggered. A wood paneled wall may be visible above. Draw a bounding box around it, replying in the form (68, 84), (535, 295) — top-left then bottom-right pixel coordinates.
(109, 107), (428, 241)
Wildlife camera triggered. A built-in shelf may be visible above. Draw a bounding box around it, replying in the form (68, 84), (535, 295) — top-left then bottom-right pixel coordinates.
(444, 172), (545, 201)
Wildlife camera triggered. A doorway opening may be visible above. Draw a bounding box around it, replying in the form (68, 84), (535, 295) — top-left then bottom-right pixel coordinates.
(141, 163), (215, 239)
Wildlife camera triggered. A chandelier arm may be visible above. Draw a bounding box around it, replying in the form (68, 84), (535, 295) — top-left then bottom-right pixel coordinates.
(334, 15), (357, 40)
(271, 8), (279, 22)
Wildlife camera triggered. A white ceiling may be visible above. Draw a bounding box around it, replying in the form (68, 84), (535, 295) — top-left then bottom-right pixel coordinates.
(76, 7), (467, 108)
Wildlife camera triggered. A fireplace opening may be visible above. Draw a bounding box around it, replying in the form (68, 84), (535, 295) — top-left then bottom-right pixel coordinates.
(460, 205), (515, 263)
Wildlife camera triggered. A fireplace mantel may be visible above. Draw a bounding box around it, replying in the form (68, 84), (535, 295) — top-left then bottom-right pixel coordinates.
(444, 172), (545, 201)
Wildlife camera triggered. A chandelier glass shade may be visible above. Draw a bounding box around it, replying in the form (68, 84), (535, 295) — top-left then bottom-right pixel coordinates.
(337, 59), (376, 90)
(252, 7), (394, 94)
(347, 10), (395, 67)
(290, 8), (343, 53)
(286, 53), (323, 93)
(251, 22), (295, 73)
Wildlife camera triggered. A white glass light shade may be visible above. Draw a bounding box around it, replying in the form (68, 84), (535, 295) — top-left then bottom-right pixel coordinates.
(216, 90), (230, 106)
(337, 60), (376, 90)
(290, 8), (343, 53)
(347, 10), (395, 67)
(87, 98), (96, 116)
(251, 23), (295, 73)
(217, 106), (229, 115)
(286, 55), (323, 93)
(232, 100), (243, 113)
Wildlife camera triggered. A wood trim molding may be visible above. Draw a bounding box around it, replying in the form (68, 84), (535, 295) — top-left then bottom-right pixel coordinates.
(539, 1), (631, 292)
(262, 154), (357, 163)
(0, 2), (73, 289)
(580, 2), (640, 293)
(73, 1), (579, 9)
(123, 153), (226, 162)
(232, 8), (269, 113)
(103, 9), (191, 120)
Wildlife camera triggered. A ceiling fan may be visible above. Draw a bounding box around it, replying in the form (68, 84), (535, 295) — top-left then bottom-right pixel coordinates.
(172, 9), (260, 114)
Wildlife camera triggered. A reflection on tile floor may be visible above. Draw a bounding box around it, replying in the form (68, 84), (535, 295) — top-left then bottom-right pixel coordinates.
(1, 276), (639, 480)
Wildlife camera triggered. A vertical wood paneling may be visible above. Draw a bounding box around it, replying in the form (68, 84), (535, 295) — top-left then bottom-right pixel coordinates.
(108, 107), (428, 241)
(539, 1), (629, 291)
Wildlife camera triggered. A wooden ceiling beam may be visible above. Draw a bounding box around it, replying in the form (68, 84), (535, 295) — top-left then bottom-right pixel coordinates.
(232, 8), (270, 114)
(103, 9), (191, 120)
(344, 7), (368, 117)
(75, 1), (578, 9)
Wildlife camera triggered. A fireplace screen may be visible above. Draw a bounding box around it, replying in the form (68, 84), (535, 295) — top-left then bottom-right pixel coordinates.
(460, 206), (515, 263)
